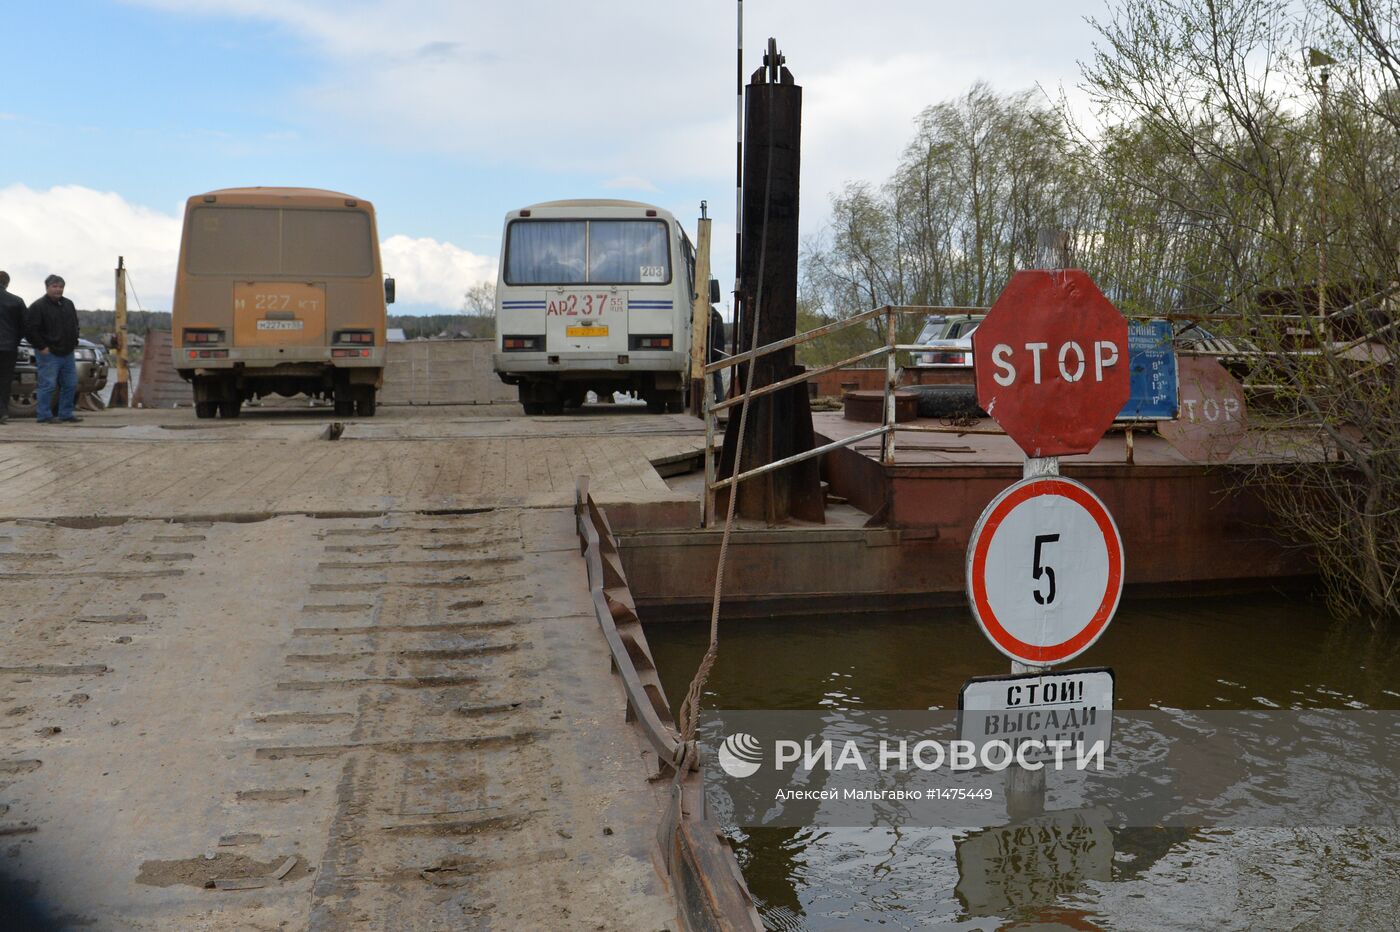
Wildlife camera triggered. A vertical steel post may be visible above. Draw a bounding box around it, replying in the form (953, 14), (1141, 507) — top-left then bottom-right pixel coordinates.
(111, 256), (131, 407)
(735, 0), (744, 294)
(689, 203), (713, 415)
(703, 374), (717, 527)
(881, 305), (897, 465)
(716, 39), (823, 524)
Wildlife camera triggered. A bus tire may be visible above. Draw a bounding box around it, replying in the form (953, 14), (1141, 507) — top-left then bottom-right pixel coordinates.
(195, 401), (216, 419)
(522, 402), (542, 416)
(332, 382), (354, 417)
(562, 386), (586, 410)
(355, 386), (376, 417)
(217, 399), (241, 418)
(541, 400), (564, 416)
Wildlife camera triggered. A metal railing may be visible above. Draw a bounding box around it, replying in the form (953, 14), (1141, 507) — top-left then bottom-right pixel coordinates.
(573, 478), (763, 929)
(701, 304), (991, 525)
(575, 477), (684, 766)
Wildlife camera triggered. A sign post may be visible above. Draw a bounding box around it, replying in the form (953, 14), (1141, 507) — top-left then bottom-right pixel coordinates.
(967, 259), (1129, 818)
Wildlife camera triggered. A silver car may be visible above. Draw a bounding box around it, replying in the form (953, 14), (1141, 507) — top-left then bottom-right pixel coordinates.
(912, 315), (984, 368)
(8, 338), (109, 415)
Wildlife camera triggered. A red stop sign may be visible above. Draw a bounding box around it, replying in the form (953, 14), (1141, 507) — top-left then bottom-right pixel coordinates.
(974, 270), (1129, 457)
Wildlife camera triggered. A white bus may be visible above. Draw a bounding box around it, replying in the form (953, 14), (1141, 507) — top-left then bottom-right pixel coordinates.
(493, 199), (712, 414)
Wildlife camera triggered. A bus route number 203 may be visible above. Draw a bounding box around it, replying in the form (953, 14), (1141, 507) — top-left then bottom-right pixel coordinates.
(546, 293), (612, 317)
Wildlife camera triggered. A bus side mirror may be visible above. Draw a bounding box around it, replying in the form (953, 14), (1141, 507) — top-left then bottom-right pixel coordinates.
(384, 277), (396, 305)
(709, 278), (721, 304)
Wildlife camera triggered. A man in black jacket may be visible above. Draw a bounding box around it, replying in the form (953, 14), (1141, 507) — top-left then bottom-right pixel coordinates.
(25, 274), (82, 424)
(0, 272), (24, 425)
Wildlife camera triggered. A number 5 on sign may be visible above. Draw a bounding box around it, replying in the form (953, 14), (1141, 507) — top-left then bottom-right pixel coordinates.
(1031, 533), (1060, 605)
(966, 476), (1124, 666)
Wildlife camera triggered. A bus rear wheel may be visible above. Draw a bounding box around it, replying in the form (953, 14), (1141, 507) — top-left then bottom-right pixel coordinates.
(354, 386), (376, 417)
(217, 399), (241, 418)
(195, 401), (217, 419)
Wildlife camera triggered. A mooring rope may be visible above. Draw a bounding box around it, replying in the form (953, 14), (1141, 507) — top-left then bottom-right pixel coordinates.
(674, 89), (776, 770)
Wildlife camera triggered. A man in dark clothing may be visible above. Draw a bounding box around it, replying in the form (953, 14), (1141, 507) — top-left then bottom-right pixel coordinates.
(25, 274), (82, 424)
(0, 272), (25, 425)
(708, 306), (727, 402)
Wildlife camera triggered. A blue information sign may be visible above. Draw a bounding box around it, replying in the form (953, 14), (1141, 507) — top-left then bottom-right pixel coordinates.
(1117, 320), (1178, 420)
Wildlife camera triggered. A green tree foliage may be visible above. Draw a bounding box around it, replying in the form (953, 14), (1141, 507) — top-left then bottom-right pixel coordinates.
(1077, 0), (1400, 619)
(799, 1), (1400, 616)
(801, 83), (1089, 365)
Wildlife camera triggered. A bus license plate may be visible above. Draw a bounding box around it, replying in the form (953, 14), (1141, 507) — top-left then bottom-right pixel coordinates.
(566, 324), (608, 337)
(256, 319), (304, 331)
(546, 292), (625, 317)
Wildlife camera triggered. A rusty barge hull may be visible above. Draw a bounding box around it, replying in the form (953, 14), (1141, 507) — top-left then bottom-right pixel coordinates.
(618, 418), (1314, 621)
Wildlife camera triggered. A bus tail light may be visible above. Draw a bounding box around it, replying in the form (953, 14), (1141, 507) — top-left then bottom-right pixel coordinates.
(629, 335), (672, 350)
(334, 330), (375, 345)
(332, 348), (372, 357)
(184, 328), (225, 345)
(188, 349), (229, 359)
(502, 335), (543, 352)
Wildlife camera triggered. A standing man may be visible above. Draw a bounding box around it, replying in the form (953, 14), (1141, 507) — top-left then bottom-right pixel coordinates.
(25, 274), (82, 424)
(0, 272), (24, 425)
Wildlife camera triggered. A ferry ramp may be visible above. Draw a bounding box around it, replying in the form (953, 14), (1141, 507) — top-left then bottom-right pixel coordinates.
(0, 407), (741, 929)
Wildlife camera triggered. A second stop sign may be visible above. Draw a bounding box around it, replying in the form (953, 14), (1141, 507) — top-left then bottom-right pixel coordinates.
(973, 269), (1130, 457)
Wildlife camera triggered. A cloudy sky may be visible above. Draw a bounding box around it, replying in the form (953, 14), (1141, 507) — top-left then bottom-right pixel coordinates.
(0, 0), (1108, 314)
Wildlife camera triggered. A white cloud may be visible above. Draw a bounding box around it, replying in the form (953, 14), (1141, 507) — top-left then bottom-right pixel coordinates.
(379, 234), (496, 310)
(0, 185), (494, 313)
(123, 0), (1104, 297)
(0, 184), (182, 311)
(128, 0), (1100, 188)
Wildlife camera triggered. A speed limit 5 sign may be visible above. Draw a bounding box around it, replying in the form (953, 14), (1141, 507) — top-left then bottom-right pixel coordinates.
(965, 476), (1124, 666)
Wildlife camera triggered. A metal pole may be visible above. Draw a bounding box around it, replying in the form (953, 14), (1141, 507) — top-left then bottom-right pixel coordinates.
(690, 202), (713, 414)
(1318, 66), (1329, 338)
(735, 0), (744, 295)
(111, 256), (130, 407)
(703, 373), (717, 527)
(881, 304), (897, 465)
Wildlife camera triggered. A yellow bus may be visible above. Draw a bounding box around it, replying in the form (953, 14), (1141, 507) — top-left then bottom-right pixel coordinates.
(171, 187), (393, 418)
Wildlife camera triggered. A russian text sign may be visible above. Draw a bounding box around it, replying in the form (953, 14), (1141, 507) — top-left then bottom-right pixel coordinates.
(958, 667), (1115, 764)
(1117, 319), (1178, 421)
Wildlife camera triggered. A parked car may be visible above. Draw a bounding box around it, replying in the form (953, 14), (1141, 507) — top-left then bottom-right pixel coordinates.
(912, 314), (983, 368)
(7, 338), (109, 415)
(911, 316), (949, 357)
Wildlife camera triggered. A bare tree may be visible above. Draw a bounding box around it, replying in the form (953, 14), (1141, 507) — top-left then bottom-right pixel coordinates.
(463, 281), (496, 317)
(1078, 0), (1400, 619)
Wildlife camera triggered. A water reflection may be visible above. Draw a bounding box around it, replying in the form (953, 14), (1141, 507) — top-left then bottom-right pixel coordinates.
(646, 594), (1400, 929)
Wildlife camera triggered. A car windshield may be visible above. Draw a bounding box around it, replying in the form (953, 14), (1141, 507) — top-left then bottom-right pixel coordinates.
(916, 318), (947, 344)
(947, 318), (983, 339)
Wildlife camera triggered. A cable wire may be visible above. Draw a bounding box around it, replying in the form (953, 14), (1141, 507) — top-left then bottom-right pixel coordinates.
(674, 71), (778, 770)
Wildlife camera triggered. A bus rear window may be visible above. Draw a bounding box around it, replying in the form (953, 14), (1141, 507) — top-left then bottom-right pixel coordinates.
(186, 207), (373, 277)
(505, 221), (586, 284)
(187, 208), (278, 275)
(505, 219), (670, 285)
(587, 221), (669, 284)
(283, 210), (372, 276)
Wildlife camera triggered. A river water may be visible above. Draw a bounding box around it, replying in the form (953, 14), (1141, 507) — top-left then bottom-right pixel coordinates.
(646, 594), (1400, 930)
